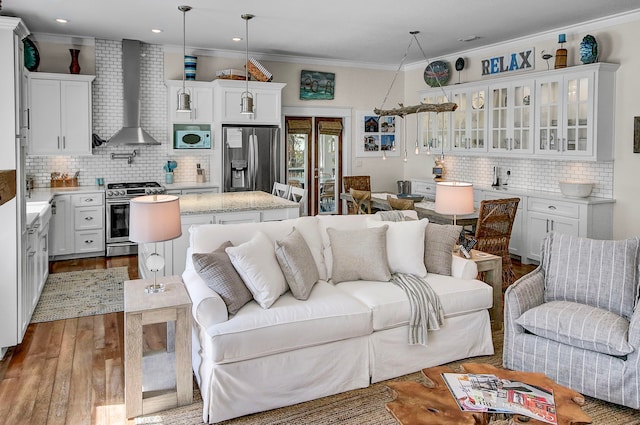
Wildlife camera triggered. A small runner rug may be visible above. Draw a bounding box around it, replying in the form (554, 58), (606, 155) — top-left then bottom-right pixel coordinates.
(30, 267), (129, 323)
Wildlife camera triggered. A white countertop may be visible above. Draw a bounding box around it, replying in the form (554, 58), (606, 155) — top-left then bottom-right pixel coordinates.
(164, 182), (220, 190)
(178, 191), (299, 215)
(27, 186), (105, 203)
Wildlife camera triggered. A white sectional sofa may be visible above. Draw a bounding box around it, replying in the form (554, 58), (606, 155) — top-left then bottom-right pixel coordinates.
(182, 214), (495, 423)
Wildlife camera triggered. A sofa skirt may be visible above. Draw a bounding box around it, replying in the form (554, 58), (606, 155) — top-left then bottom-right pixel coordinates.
(369, 309), (494, 383)
(196, 333), (370, 423)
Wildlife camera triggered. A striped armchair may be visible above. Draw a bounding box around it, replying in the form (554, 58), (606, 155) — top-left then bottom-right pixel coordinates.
(503, 232), (640, 409)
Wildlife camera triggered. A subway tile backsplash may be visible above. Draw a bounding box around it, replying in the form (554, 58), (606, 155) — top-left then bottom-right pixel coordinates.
(25, 39), (211, 188)
(442, 156), (613, 198)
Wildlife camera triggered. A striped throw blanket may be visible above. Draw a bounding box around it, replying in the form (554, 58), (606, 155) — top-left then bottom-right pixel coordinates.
(391, 273), (445, 346)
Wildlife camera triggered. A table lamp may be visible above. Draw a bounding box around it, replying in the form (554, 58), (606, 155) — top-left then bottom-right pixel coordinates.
(434, 181), (474, 225)
(129, 195), (182, 294)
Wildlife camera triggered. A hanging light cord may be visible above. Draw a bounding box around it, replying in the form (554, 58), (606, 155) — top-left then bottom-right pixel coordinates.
(379, 37), (413, 111)
(244, 15), (249, 92)
(182, 7), (187, 92)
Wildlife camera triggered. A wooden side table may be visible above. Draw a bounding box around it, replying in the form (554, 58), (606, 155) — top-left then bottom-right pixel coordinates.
(124, 275), (193, 418)
(456, 249), (503, 330)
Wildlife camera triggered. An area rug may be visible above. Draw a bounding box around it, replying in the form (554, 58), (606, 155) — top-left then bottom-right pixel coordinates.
(134, 331), (640, 425)
(30, 267), (129, 323)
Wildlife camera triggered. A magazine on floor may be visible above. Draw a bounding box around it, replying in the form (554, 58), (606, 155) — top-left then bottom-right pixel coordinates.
(442, 373), (557, 425)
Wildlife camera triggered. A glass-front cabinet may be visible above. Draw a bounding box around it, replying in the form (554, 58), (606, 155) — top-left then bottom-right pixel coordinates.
(418, 91), (451, 154)
(488, 80), (533, 154)
(450, 85), (487, 152)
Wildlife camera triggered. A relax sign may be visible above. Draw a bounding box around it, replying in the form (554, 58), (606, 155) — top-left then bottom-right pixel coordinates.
(481, 48), (535, 76)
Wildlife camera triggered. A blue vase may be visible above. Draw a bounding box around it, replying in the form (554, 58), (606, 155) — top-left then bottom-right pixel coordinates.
(184, 55), (197, 80)
(580, 35), (598, 64)
(165, 172), (174, 184)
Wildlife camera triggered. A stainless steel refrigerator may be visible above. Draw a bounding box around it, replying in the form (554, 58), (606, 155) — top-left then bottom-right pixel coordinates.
(222, 125), (282, 193)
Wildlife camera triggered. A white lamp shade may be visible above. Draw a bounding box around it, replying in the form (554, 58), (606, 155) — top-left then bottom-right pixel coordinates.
(129, 195), (182, 243)
(435, 182), (474, 215)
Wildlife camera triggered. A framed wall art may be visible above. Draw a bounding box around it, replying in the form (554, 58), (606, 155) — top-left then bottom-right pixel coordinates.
(356, 111), (399, 157)
(300, 70), (335, 100)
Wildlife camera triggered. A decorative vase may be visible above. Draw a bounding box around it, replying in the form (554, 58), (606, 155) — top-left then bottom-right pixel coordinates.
(554, 34), (567, 69)
(69, 49), (81, 74)
(580, 35), (598, 64)
(184, 55), (197, 80)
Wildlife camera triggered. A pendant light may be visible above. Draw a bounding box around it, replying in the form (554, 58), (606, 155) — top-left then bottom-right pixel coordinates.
(176, 5), (192, 112)
(415, 114), (421, 155)
(240, 13), (255, 114)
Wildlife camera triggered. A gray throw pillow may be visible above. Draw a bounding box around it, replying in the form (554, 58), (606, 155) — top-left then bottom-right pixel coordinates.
(424, 223), (462, 276)
(275, 228), (320, 300)
(192, 241), (252, 315)
(327, 226), (391, 284)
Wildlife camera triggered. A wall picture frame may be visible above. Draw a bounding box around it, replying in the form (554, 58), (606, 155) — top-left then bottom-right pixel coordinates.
(356, 111), (399, 157)
(300, 70), (335, 100)
(634, 116), (640, 153)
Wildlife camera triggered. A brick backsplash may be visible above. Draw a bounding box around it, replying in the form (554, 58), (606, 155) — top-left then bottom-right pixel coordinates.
(442, 156), (613, 198)
(25, 39), (210, 188)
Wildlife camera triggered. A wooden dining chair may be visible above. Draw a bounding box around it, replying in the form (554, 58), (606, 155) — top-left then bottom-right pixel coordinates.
(471, 197), (520, 291)
(349, 188), (371, 214)
(271, 182), (290, 198)
(387, 195), (415, 211)
(343, 176), (371, 215)
(320, 181), (335, 212)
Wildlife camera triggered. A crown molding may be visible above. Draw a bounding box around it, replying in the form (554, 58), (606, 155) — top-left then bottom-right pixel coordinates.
(30, 32), (95, 47)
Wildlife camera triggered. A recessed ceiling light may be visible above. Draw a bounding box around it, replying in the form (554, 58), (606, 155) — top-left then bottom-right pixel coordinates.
(232, 37), (242, 42)
(55, 18), (69, 24)
(458, 35), (479, 42)
(151, 29), (163, 34)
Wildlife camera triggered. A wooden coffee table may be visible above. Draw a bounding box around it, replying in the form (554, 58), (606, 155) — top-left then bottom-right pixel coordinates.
(386, 363), (591, 425)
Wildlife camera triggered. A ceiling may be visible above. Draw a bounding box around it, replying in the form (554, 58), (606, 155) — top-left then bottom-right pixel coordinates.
(3, 0), (640, 67)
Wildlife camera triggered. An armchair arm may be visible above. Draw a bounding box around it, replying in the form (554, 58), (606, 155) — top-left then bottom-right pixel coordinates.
(504, 266), (545, 332)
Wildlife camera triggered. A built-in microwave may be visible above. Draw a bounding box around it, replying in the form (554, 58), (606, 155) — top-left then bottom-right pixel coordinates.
(175, 130), (211, 149)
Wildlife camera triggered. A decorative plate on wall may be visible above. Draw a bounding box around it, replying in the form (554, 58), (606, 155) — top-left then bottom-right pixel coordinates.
(23, 38), (40, 72)
(424, 60), (450, 87)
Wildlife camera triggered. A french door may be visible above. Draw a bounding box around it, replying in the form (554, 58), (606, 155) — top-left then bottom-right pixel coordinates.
(285, 116), (343, 215)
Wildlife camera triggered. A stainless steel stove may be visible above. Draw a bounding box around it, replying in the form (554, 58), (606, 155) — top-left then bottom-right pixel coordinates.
(105, 182), (166, 256)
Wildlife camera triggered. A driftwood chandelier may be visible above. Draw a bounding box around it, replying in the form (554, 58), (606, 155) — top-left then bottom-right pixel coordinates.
(374, 31), (457, 118)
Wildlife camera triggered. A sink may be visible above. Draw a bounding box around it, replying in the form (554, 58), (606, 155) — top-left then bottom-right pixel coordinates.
(26, 201), (49, 215)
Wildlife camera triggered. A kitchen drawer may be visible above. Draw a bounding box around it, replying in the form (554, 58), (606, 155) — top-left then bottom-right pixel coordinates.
(528, 197), (580, 219)
(74, 206), (104, 230)
(72, 193), (104, 207)
(410, 180), (436, 199)
(74, 230), (105, 253)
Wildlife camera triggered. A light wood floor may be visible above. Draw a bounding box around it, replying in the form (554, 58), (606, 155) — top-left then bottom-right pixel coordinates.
(0, 255), (536, 425)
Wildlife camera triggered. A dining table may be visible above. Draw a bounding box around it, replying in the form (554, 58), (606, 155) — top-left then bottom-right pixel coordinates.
(340, 192), (478, 227)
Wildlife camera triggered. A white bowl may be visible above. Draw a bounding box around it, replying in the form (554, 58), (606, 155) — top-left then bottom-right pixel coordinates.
(559, 181), (594, 198)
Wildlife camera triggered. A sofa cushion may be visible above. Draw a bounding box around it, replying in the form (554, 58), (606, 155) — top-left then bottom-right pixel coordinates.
(424, 223), (462, 276)
(327, 226), (391, 284)
(542, 232), (640, 320)
(191, 241), (252, 315)
(335, 274), (492, 331)
(203, 281), (372, 363)
(226, 231), (288, 309)
(317, 215), (370, 278)
(367, 218), (428, 276)
(516, 301), (633, 356)
(275, 228), (319, 300)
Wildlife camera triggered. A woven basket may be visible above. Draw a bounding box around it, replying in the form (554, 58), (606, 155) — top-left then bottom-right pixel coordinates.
(247, 58), (273, 82)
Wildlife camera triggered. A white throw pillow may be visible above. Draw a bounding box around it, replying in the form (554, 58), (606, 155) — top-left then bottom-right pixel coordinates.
(226, 231), (288, 309)
(367, 218), (428, 276)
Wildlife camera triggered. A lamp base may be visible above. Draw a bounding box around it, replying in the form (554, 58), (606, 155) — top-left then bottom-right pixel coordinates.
(145, 282), (166, 294)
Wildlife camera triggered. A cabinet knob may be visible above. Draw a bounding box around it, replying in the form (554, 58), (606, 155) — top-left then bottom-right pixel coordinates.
(548, 205), (557, 210)
(84, 216), (93, 221)
(85, 198), (93, 202)
(84, 240), (94, 244)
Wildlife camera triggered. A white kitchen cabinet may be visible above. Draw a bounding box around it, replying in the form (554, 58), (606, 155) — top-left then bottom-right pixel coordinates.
(488, 80), (534, 154)
(49, 194), (74, 256)
(418, 91), (451, 153)
(524, 196), (612, 263)
(166, 80), (213, 124)
(213, 80), (286, 125)
(534, 63), (617, 161)
(410, 179), (437, 200)
(27, 73), (95, 156)
(21, 221), (38, 337)
(50, 192), (105, 259)
(450, 85), (487, 153)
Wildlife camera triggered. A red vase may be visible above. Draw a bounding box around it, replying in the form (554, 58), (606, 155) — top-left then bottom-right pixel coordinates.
(69, 49), (81, 74)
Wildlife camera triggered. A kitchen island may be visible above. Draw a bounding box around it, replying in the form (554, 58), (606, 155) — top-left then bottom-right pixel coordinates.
(138, 191), (300, 279)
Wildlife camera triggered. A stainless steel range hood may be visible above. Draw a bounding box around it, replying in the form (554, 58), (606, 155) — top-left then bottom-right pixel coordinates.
(109, 39), (160, 146)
